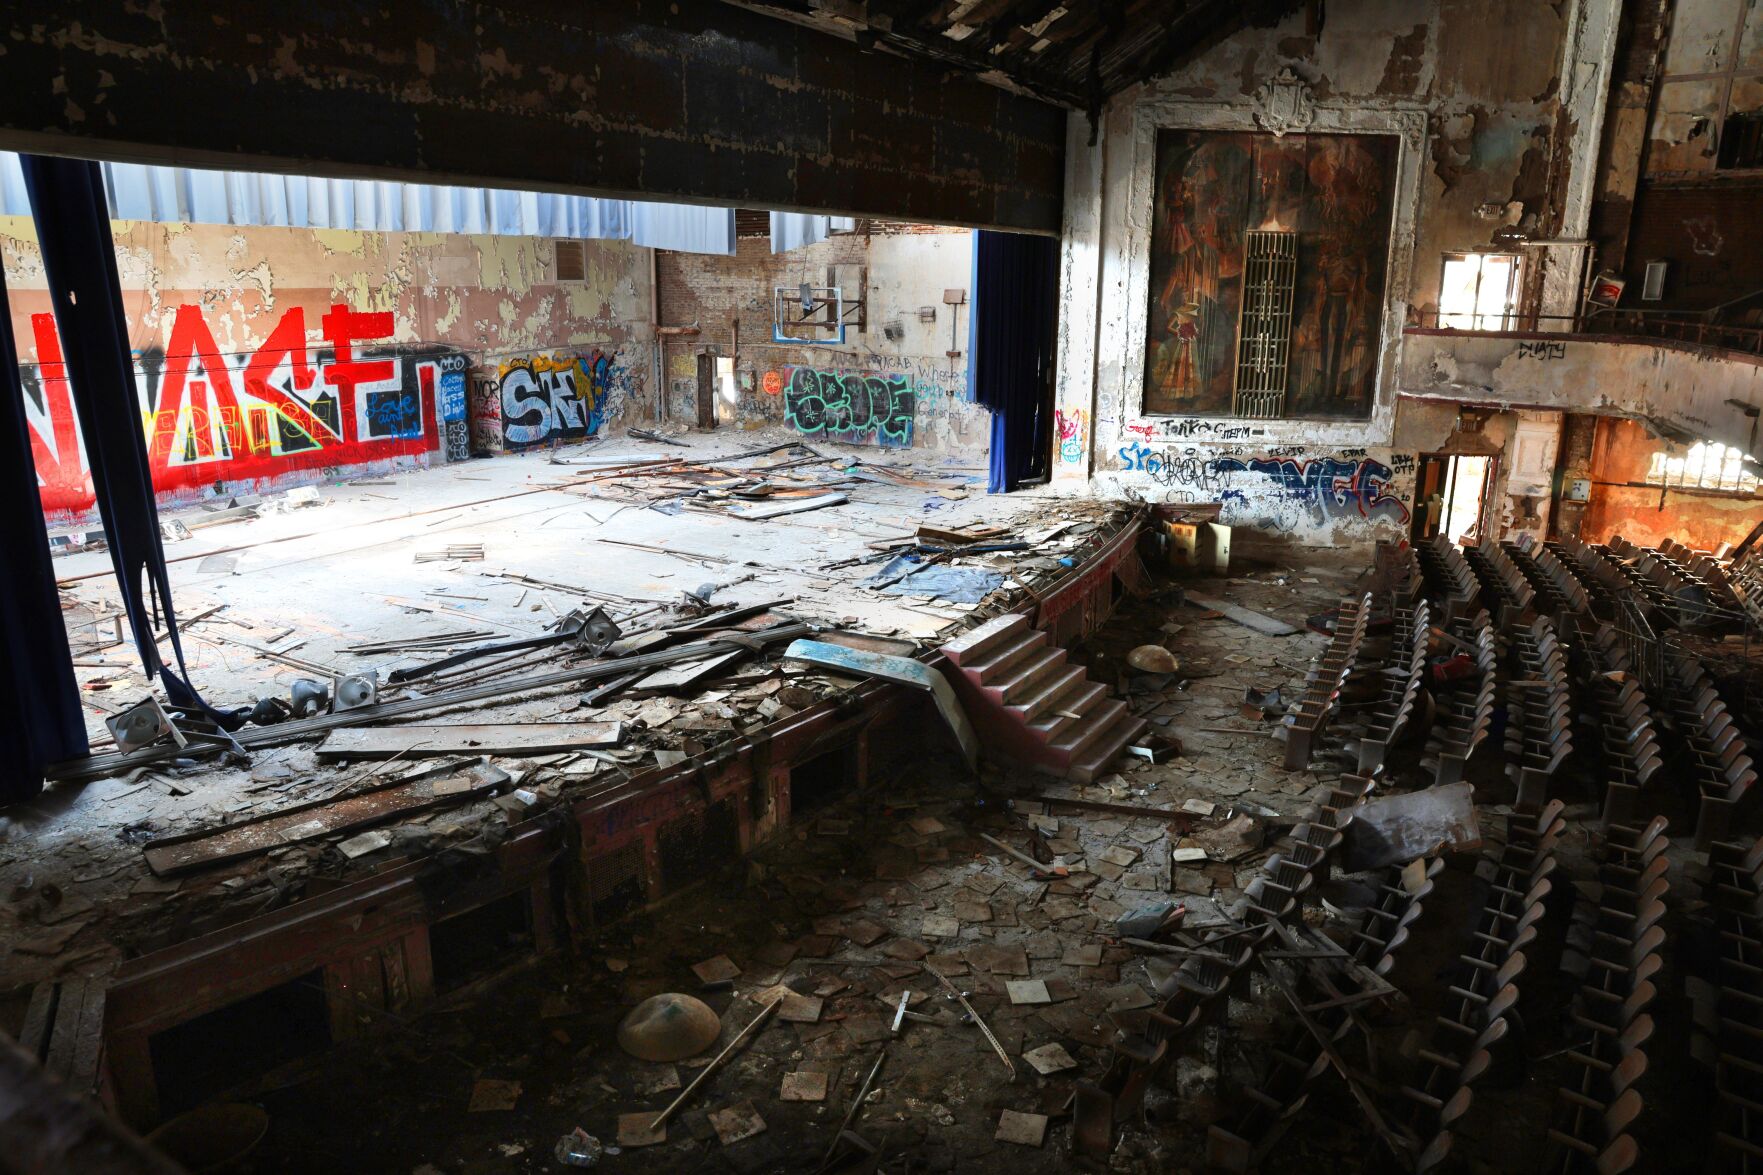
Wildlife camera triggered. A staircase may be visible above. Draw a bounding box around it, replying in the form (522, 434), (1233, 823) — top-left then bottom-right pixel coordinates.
(939, 613), (1147, 783)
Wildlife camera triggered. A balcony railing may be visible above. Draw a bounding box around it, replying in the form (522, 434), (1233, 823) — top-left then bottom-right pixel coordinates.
(1408, 307), (1763, 358)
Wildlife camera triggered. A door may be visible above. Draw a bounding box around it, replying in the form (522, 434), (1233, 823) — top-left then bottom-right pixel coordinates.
(1412, 453), (1496, 545)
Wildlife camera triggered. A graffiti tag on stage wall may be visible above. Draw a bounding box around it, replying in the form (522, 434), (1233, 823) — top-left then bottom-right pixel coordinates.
(1056, 408), (1088, 465)
(781, 367), (915, 446)
(496, 350), (620, 448)
(1116, 442), (1410, 527)
(22, 303), (462, 518)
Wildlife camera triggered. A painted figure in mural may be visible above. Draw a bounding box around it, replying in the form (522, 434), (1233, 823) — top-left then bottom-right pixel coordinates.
(1145, 136), (1250, 413)
(1296, 136), (1390, 417)
(1143, 130), (1396, 420)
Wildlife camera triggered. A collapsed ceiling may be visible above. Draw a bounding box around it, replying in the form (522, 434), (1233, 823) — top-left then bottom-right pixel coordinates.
(719, 0), (1307, 110)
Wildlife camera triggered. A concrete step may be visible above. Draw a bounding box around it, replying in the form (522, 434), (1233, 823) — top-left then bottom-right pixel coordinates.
(1066, 712), (1149, 784)
(984, 647), (1070, 706)
(963, 629), (1049, 686)
(941, 613), (1029, 668)
(1006, 665), (1090, 726)
(1026, 681), (1108, 743)
(1048, 699), (1131, 765)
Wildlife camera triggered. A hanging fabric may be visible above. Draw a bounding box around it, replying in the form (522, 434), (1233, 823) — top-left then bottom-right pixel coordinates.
(769, 213), (857, 253)
(970, 230), (1059, 494)
(0, 152), (736, 256)
(20, 155), (225, 722)
(0, 264), (87, 800)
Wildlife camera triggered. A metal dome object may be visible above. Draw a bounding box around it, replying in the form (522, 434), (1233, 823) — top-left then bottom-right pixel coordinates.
(617, 993), (723, 1062)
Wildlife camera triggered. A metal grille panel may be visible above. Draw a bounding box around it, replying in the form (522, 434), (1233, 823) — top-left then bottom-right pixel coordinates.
(1232, 230), (1296, 419)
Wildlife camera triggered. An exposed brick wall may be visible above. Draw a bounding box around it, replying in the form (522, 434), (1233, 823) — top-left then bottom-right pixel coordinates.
(656, 229), (990, 455)
(0, 0), (1066, 233)
(1623, 178), (1763, 310)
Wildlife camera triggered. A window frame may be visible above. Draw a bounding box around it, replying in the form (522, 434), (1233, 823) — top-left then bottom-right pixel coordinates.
(1645, 440), (1761, 493)
(1437, 251), (1523, 331)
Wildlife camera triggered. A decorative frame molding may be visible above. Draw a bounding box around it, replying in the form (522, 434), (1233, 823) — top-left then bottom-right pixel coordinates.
(1113, 83), (1428, 449)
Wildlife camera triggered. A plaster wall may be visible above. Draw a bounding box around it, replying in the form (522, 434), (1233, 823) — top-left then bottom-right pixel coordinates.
(1057, 0), (1590, 545)
(1398, 328), (1763, 459)
(655, 227), (990, 457)
(3, 218), (653, 522)
(1580, 416), (1763, 549)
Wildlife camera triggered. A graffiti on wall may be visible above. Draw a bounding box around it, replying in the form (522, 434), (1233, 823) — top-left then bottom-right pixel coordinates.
(780, 367), (916, 446)
(23, 303), (456, 518)
(436, 353), (470, 461)
(1056, 408), (1088, 465)
(1115, 441), (1412, 530)
(496, 351), (621, 448)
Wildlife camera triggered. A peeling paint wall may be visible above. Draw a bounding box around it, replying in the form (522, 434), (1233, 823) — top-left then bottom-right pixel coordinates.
(1059, 0), (1586, 545)
(654, 227), (990, 456)
(2, 218), (652, 521)
(1617, 0), (1763, 307)
(1399, 328), (1763, 460)
(1580, 416), (1763, 549)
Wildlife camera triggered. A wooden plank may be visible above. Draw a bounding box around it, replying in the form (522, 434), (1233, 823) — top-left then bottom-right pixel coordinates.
(18, 983), (56, 1062)
(632, 650), (747, 692)
(381, 941), (412, 1014)
(315, 721), (623, 761)
(350, 952), (386, 1027)
(48, 624), (814, 783)
(323, 963), (357, 1041)
(401, 929), (436, 1007)
(142, 759), (508, 876)
(729, 492), (847, 520)
(69, 982), (107, 1094)
(43, 979), (85, 1081)
(1182, 592), (1300, 636)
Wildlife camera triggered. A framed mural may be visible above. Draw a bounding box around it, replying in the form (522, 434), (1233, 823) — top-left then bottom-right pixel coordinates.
(1142, 130), (1398, 420)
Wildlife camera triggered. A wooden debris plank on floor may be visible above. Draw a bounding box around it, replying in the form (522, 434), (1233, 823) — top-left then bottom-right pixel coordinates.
(314, 721), (624, 761)
(141, 759), (508, 875)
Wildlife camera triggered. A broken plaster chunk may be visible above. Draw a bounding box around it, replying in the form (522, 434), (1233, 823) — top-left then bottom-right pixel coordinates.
(780, 1070), (828, 1102)
(337, 829), (393, 859)
(616, 1112), (667, 1149)
(1180, 798), (1217, 817)
(1021, 1042), (1078, 1075)
(1062, 943), (1104, 967)
(775, 993), (824, 1023)
(690, 955), (741, 985)
(708, 1100), (768, 1146)
(1006, 979), (1051, 1005)
(466, 1078), (521, 1112)
(995, 1109), (1049, 1147)
(922, 914), (960, 939)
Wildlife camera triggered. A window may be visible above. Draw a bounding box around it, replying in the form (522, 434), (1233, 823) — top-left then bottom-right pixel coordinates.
(1718, 111), (1763, 170)
(1645, 441), (1759, 492)
(553, 240), (586, 283)
(1439, 252), (1521, 329)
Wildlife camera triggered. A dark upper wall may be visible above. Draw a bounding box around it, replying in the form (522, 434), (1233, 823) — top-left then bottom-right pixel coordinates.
(0, 0), (1066, 234)
(1592, 0), (1763, 310)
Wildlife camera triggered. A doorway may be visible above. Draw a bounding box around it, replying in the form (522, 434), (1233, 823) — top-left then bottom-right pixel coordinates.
(1412, 453), (1496, 545)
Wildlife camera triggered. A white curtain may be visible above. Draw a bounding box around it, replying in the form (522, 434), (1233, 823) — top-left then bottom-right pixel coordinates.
(770, 212), (857, 253)
(0, 152), (736, 256)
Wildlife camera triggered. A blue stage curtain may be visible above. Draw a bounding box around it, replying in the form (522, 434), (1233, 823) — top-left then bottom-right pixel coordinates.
(21, 155), (221, 721)
(0, 265), (87, 800)
(971, 230), (1058, 494)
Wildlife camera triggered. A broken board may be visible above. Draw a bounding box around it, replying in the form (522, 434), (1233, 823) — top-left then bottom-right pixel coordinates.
(142, 758), (508, 875)
(315, 722), (623, 761)
(1182, 592), (1300, 636)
